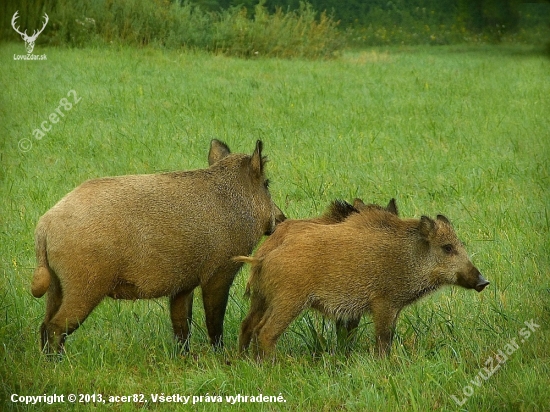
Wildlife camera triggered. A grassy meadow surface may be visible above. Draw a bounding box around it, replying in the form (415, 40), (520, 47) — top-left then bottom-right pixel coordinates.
(1, 43), (549, 410)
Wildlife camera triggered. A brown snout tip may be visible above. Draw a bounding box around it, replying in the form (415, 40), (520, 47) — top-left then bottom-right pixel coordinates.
(276, 213), (286, 224)
(266, 209), (286, 235)
(475, 275), (490, 292)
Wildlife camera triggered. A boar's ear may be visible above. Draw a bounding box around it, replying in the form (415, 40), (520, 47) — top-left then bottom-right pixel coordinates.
(208, 139), (231, 166)
(386, 198), (398, 216)
(353, 198), (367, 211)
(418, 215), (436, 240)
(436, 214), (452, 226)
(250, 140), (265, 178)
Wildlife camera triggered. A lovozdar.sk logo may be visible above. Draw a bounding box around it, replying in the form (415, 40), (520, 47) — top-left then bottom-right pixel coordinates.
(12, 10), (48, 60)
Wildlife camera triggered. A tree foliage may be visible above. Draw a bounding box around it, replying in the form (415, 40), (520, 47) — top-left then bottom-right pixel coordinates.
(188, 0), (548, 34)
(1, 0), (548, 50)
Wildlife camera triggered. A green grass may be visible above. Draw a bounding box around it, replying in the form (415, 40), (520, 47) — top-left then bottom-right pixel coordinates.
(1, 43), (549, 411)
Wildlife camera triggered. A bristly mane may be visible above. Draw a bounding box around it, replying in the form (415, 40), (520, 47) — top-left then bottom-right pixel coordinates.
(323, 200), (359, 223)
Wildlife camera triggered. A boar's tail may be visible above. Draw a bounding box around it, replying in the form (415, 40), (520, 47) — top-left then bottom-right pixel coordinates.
(232, 256), (264, 299)
(232, 255), (260, 265)
(31, 223), (51, 298)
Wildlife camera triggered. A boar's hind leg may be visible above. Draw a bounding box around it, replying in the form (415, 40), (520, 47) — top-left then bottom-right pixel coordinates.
(239, 294), (267, 354)
(372, 301), (401, 357)
(255, 300), (303, 360)
(41, 285), (105, 354)
(40, 272), (63, 353)
(170, 290), (194, 351)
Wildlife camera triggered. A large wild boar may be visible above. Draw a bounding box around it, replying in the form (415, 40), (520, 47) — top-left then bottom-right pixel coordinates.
(237, 207), (488, 359)
(32, 139), (285, 354)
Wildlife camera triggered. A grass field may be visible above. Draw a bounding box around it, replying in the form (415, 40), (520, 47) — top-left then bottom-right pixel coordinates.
(1, 42), (549, 411)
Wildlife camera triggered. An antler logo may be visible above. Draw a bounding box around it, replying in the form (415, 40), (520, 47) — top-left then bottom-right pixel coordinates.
(12, 11), (49, 54)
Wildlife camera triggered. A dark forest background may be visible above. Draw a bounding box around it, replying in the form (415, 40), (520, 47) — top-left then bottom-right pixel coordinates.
(194, 0), (547, 31)
(1, 0), (549, 57)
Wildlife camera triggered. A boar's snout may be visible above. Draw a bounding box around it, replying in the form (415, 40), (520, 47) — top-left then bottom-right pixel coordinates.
(475, 273), (490, 292)
(456, 265), (489, 292)
(265, 203), (286, 235)
(274, 204), (286, 224)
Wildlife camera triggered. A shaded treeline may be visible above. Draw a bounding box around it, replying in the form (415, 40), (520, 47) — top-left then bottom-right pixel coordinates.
(1, 0), (548, 56)
(1, 0), (342, 58)
(197, 0), (548, 31)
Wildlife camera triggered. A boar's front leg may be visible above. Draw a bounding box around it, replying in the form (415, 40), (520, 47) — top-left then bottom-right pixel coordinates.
(372, 301), (401, 357)
(201, 273), (235, 348)
(170, 290), (194, 351)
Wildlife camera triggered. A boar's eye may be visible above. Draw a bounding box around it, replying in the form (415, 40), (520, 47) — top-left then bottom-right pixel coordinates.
(442, 244), (454, 254)
(264, 179), (271, 189)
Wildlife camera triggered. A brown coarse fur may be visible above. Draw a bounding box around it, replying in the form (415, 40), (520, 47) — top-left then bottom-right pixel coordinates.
(237, 207), (489, 360)
(235, 198), (397, 349)
(240, 199), (362, 294)
(240, 198), (398, 267)
(238, 198), (397, 295)
(237, 197), (397, 311)
(32, 140), (285, 354)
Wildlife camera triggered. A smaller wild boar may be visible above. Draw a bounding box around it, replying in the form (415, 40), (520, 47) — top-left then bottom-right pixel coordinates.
(237, 208), (489, 359)
(32, 140), (285, 354)
(236, 198), (398, 346)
